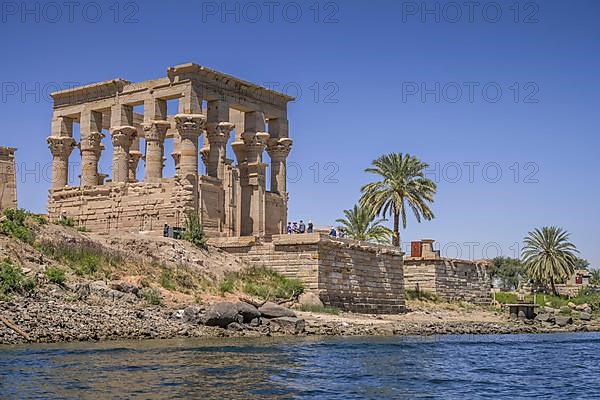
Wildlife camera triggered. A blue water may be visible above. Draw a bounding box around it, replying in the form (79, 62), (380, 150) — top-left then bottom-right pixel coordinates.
(1, 333), (599, 399)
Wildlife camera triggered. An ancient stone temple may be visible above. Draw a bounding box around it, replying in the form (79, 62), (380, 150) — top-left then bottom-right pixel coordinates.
(0, 147), (17, 211)
(47, 63), (293, 237)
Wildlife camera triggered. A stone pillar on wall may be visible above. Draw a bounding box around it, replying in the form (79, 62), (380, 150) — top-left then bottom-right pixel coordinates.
(142, 120), (170, 182)
(267, 118), (292, 195)
(174, 114), (206, 186)
(129, 135), (142, 183)
(232, 111), (269, 236)
(80, 110), (104, 188)
(267, 138), (292, 195)
(206, 100), (234, 181)
(110, 126), (136, 183)
(110, 104), (136, 184)
(47, 136), (76, 189)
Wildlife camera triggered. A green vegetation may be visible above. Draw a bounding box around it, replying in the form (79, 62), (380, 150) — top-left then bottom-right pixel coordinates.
(522, 226), (579, 296)
(494, 288), (600, 312)
(574, 257), (590, 270)
(405, 289), (439, 302)
(298, 304), (340, 315)
(591, 270), (600, 286)
(44, 267), (66, 285)
(0, 259), (35, 297)
(219, 266), (304, 300)
(142, 287), (163, 305)
(54, 217), (77, 228)
(360, 153), (437, 246)
(488, 257), (526, 291)
(335, 204), (392, 244)
(0, 208), (34, 244)
(159, 268), (176, 291)
(37, 240), (122, 278)
(182, 212), (207, 249)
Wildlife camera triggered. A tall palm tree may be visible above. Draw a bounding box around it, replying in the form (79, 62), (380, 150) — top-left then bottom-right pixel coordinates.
(335, 205), (392, 244)
(521, 226), (579, 296)
(360, 153), (437, 247)
(590, 270), (600, 286)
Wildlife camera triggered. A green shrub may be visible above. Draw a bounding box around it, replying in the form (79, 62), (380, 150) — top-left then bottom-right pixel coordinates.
(406, 289), (439, 302)
(45, 267), (66, 285)
(54, 217), (76, 228)
(182, 212), (207, 249)
(219, 267), (304, 300)
(142, 288), (163, 305)
(0, 208), (33, 243)
(218, 277), (236, 295)
(159, 269), (176, 291)
(37, 240), (121, 277)
(298, 304), (340, 315)
(0, 259), (35, 296)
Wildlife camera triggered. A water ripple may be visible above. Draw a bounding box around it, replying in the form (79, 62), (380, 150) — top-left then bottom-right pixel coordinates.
(1, 333), (600, 399)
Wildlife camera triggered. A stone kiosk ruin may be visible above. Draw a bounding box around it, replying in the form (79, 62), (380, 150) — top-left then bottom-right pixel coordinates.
(46, 63), (407, 314)
(47, 63), (293, 237)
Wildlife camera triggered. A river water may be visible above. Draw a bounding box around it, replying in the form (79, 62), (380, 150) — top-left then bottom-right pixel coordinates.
(1, 333), (599, 399)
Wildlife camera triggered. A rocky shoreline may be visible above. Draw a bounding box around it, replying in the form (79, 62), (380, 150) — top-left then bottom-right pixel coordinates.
(2, 284), (599, 346)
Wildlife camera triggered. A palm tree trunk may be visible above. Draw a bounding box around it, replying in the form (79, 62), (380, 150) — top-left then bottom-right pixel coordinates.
(550, 277), (558, 296)
(393, 212), (400, 247)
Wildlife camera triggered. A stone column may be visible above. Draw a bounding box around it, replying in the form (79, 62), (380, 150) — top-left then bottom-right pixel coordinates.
(174, 114), (206, 186)
(267, 137), (293, 195)
(142, 120), (171, 182)
(206, 100), (234, 181)
(80, 132), (104, 187)
(129, 135), (142, 183)
(47, 136), (76, 189)
(80, 110), (104, 187)
(205, 122), (234, 180)
(233, 111), (269, 236)
(110, 126), (136, 183)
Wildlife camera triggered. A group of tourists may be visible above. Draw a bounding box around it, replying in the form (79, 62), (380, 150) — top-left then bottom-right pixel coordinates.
(287, 220), (314, 234)
(328, 227), (347, 238)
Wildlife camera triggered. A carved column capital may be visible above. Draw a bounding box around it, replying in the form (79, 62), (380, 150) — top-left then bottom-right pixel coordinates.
(47, 136), (76, 158)
(242, 131), (270, 164)
(141, 120), (170, 142)
(110, 126), (137, 149)
(80, 132), (105, 156)
(206, 122), (234, 144)
(174, 113), (206, 139)
(267, 138), (293, 161)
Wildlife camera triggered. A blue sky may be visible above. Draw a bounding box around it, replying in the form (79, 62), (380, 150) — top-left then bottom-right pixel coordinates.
(0, 0), (598, 265)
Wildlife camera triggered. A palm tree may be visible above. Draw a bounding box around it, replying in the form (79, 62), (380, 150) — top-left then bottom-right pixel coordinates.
(360, 153), (437, 247)
(521, 226), (579, 296)
(335, 204), (393, 244)
(590, 270), (600, 286)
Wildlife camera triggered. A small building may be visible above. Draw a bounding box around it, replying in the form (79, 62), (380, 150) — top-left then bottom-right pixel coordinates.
(0, 147), (17, 211)
(403, 239), (491, 304)
(556, 269), (591, 296)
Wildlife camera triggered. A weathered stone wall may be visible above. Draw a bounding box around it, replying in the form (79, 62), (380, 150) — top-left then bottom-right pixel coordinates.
(212, 234), (406, 314)
(48, 178), (196, 233)
(404, 258), (490, 304)
(0, 147), (17, 211)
